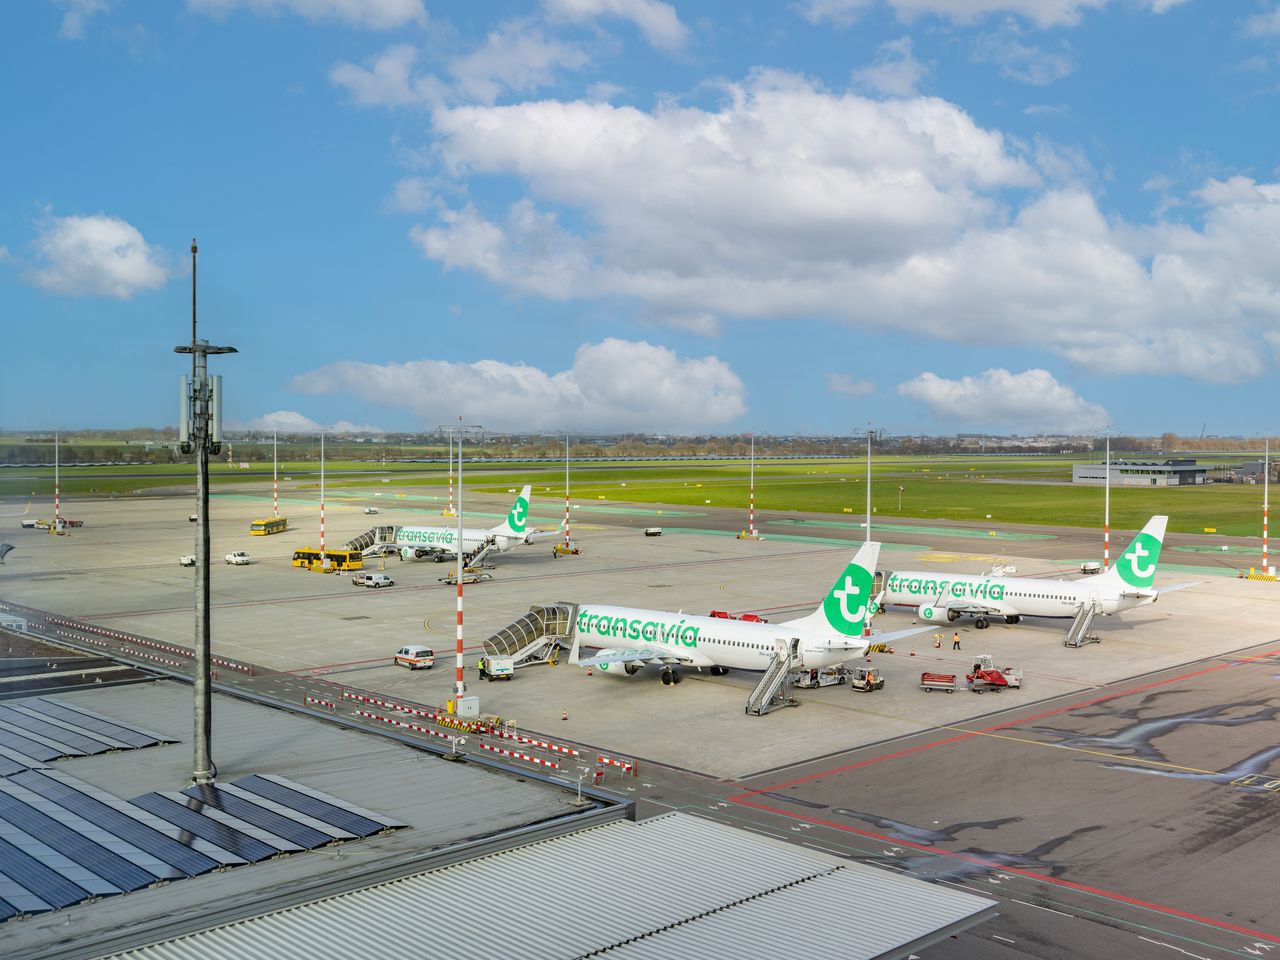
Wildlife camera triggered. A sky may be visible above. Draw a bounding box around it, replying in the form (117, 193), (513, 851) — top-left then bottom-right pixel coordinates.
(2, 0), (1280, 437)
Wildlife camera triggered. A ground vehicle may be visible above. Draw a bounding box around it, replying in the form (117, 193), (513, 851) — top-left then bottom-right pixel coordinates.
(394, 645), (435, 669)
(224, 551), (250, 565)
(966, 654), (1022, 693)
(477, 655), (514, 681)
(352, 572), (394, 588)
(920, 672), (957, 693)
(189, 514), (197, 522)
(848, 665), (884, 692)
(789, 666), (848, 688)
(1080, 561), (1102, 575)
(21, 519), (38, 529)
(250, 517), (289, 535)
(179, 555), (196, 566)
(363, 506), (380, 514)
(710, 610), (768, 623)
(643, 527), (662, 536)
(292, 548), (364, 573)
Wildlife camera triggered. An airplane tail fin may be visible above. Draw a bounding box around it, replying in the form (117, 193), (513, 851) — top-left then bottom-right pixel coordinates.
(1099, 515), (1167, 591)
(491, 485), (532, 537)
(783, 541), (881, 637)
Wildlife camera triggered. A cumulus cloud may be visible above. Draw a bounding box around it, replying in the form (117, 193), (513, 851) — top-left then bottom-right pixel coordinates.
(52, 0), (107, 38)
(385, 176), (434, 213)
(898, 368), (1108, 433)
(543, 0), (689, 52)
(854, 36), (929, 97)
(330, 45), (443, 107)
(1245, 6), (1280, 38)
(801, 0), (1118, 29)
(238, 411), (386, 434)
(187, 0), (425, 29)
(406, 69), (1280, 383)
(827, 374), (876, 398)
(26, 213), (168, 298)
(289, 339), (747, 432)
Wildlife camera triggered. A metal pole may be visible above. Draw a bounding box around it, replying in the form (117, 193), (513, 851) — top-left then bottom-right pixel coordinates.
(749, 433), (755, 537)
(865, 423), (871, 543)
(564, 432), (571, 548)
(319, 433), (326, 559)
(455, 426), (466, 699)
(1265, 437), (1270, 573)
(54, 430), (60, 526)
(272, 430), (278, 518)
(1104, 435), (1110, 570)
(447, 433), (454, 515)
(173, 238), (236, 786)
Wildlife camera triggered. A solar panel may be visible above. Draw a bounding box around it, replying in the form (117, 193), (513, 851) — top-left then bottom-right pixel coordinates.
(0, 727), (65, 763)
(233, 775), (388, 837)
(22, 699), (171, 749)
(0, 815), (122, 897)
(0, 896), (18, 922)
(0, 706), (115, 755)
(0, 755), (30, 777)
(0, 835), (88, 910)
(13, 772), (217, 878)
(180, 784), (336, 849)
(5, 704), (134, 751)
(131, 794), (277, 864)
(0, 788), (154, 892)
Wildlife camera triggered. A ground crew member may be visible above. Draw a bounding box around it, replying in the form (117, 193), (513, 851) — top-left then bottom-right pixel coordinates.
(952, 631), (961, 651)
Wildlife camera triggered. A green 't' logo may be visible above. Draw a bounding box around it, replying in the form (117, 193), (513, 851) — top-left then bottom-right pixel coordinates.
(823, 562), (874, 636)
(507, 497), (528, 532)
(1118, 532), (1161, 588)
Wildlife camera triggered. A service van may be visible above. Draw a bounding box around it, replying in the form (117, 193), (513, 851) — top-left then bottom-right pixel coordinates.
(353, 572), (394, 588)
(224, 551), (250, 565)
(394, 645), (435, 670)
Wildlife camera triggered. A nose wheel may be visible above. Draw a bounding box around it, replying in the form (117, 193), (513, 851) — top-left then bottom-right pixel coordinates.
(660, 667), (682, 685)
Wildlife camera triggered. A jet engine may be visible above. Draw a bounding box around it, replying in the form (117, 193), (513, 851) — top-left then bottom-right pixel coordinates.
(595, 653), (644, 677)
(918, 604), (960, 624)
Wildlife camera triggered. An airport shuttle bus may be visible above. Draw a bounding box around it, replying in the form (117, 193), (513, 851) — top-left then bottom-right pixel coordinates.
(250, 517), (289, 536)
(292, 548), (364, 573)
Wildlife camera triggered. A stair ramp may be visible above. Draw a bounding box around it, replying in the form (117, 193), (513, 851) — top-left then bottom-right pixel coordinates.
(347, 525), (399, 557)
(483, 603), (579, 669)
(745, 638), (801, 716)
(1064, 599), (1101, 647)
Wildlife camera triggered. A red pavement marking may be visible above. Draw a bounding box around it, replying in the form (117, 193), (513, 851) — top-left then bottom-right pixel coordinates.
(726, 646), (1280, 946)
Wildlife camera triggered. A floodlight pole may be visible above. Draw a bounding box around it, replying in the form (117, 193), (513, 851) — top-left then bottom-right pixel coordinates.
(564, 432), (571, 548)
(174, 238), (237, 786)
(1264, 436), (1270, 573)
(54, 430), (60, 528)
(272, 430), (278, 518)
(749, 433), (756, 538)
(1104, 434), (1111, 570)
(455, 421), (466, 699)
(865, 422), (871, 543)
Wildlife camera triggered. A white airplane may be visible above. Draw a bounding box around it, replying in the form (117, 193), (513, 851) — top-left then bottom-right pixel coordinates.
(877, 515), (1170, 629)
(571, 541), (930, 685)
(395, 485), (557, 560)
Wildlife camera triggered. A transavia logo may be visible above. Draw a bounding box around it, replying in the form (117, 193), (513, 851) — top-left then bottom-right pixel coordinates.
(922, 607), (934, 619)
(1118, 532), (1162, 588)
(824, 564), (873, 634)
(508, 497), (528, 530)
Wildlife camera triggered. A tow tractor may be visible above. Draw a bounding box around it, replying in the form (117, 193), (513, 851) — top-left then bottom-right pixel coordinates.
(789, 666), (848, 688)
(965, 654), (1022, 693)
(848, 665), (884, 692)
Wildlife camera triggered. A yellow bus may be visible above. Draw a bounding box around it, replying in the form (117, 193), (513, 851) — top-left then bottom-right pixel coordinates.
(292, 548), (364, 573)
(250, 516), (289, 536)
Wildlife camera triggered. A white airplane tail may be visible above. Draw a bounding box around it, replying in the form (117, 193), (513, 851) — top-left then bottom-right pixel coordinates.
(490, 485), (532, 538)
(1098, 515), (1167, 592)
(783, 541), (881, 637)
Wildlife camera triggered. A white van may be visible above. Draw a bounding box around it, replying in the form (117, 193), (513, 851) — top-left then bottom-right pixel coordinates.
(353, 572), (394, 588)
(224, 551), (250, 565)
(394, 645), (435, 669)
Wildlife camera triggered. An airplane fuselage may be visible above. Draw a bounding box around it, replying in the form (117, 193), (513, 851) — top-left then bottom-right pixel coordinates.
(574, 603), (867, 671)
(881, 570), (1154, 619)
(395, 526), (521, 559)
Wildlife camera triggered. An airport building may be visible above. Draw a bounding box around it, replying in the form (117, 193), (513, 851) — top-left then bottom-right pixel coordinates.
(1072, 458), (1208, 486)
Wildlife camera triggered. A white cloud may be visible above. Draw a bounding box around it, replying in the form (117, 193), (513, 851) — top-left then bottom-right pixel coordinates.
(898, 368), (1108, 433)
(289, 339), (747, 432)
(1244, 7), (1280, 38)
(410, 69), (1280, 383)
(52, 0), (107, 39)
(187, 0), (425, 29)
(238, 411), (387, 434)
(330, 45), (443, 107)
(386, 176), (434, 213)
(26, 213), (168, 298)
(0, 245), (10, 263)
(827, 374), (876, 398)
(543, 0), (689, 52)
(447, 20), (590, 104)
(854, 36), (928, 97)
(802, 0), (1109, 29)
(972, 20), (1075, 85)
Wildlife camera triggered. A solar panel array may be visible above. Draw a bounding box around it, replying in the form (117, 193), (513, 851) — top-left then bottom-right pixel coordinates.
(0, 698), (408, 922)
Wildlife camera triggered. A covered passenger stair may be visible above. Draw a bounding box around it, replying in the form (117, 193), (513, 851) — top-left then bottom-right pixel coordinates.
(346, 525), (399, 558)
(1064, 598), (1100, 647)
(483, 602), (578, 669)
(745, 638), (800, 716)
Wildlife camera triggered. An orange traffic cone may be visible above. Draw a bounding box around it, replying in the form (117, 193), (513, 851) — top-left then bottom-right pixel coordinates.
(910, 647), (916, 657)
(561, 708), (568, 721)
(586, 666), (593, 676)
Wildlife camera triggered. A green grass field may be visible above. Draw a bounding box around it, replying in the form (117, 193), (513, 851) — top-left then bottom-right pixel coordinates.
(2, 454), (1267, 537)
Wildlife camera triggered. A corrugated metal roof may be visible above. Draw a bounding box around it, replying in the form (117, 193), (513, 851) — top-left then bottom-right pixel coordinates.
(103, 813), (995, 960)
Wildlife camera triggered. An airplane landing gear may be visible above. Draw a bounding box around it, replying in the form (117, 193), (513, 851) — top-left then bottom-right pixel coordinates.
(1005, 615), (1020, 624)
(975, 617), (990, 629)
(660, 667), (682, 685)
(709, 666), (729, 676)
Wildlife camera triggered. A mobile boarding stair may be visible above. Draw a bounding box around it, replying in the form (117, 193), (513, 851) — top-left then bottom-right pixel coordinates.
(1064, 598), (1101, 647)
(745, 638), (801, 716)
(346, 525), (399, 558)
(483, 602), (578, 670)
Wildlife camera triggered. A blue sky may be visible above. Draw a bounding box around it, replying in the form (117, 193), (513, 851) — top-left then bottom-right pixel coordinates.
(3, 0), (1280, 437)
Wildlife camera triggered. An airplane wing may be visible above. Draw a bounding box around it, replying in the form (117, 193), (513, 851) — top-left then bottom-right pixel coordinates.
(938, 600), (1011, 617)
(575, 646), (700, 668)
(866, 625), (935, 647)
(1154, 581), (1199, 595)
(523, 527), (565, 544)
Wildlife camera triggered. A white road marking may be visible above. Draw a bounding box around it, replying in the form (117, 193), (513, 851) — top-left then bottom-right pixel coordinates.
(1012, 899), (1074, 918)
(993, 935), (1016, 944)
(1137, 936), (1211, 959)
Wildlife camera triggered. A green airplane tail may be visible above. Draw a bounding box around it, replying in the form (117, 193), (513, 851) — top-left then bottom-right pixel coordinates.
(1100, 515), (1167, 590)
(493, 485), (532, 537)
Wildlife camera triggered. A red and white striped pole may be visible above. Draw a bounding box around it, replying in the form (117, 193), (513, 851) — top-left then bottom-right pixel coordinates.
(54, 430), (60, 526)
(748, 433), (755, 537)
(1264, 437), (1270, 573)
(319, 433), (325, 557)
(272, 430), (278, 518)
(1103, 434), (1110, 570)
(447, 434), (454, 514)
(564, 433), (571, 548)
(455, 429), (466, 698)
